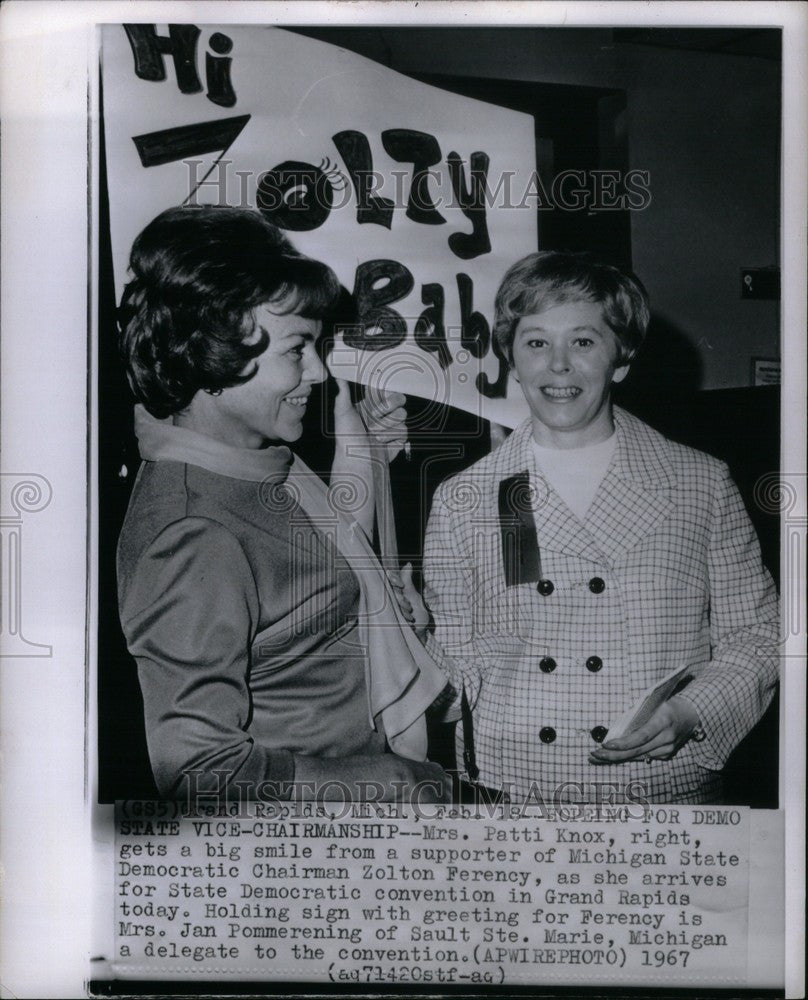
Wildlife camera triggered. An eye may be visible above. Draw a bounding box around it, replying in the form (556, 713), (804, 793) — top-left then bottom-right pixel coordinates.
(573, 337), (594, 348)
(288, 344), (305, 358)
(526, 338), (547, 349)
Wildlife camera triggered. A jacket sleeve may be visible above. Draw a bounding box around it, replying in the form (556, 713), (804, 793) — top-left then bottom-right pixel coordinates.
(118, 517), (295, 798)
(675, 463), (779, 770)
(422, 481), (491, 717)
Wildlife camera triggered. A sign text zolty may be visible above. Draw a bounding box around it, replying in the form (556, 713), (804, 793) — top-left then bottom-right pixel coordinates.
(103, 24), (538, 426)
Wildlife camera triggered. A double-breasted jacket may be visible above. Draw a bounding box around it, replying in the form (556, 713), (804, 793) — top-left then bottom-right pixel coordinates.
(423, 408), (779, 803)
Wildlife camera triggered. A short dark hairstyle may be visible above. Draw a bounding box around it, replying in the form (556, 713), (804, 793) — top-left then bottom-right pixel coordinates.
(118, 206), (341, 417)
(492, 251), (650, 366)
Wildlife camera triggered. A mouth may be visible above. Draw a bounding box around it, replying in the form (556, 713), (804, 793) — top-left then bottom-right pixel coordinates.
(540, 386), (582, 400)
(282, 393), (309, 410)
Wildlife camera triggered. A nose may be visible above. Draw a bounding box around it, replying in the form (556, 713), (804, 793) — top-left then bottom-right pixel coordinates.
(548, 343), (571, 373)
(303, 343), (328, 384)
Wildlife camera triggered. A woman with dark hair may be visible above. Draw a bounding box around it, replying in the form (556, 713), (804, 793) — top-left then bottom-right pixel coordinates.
(116, 205), (449, 802)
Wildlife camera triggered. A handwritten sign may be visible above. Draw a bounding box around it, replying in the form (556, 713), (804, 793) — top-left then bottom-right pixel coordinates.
(102, 25), (538, 426)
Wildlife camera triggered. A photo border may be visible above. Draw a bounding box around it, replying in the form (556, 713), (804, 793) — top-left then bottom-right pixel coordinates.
(0, 2), (804, 997)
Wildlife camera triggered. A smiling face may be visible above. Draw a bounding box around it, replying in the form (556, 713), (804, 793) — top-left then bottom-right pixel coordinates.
(511, 299), (630, 449)
(178, 303), (327, 449)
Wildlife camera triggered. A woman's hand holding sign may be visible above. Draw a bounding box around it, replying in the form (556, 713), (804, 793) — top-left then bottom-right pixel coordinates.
(331, 380), (408, 536)
(357, 385), (408, 461)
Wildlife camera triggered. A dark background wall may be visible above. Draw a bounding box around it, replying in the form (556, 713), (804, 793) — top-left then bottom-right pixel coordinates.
(291, 26), (781, 391)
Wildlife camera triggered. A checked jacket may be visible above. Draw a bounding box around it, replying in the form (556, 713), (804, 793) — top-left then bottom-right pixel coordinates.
(422, 407), (779, 804)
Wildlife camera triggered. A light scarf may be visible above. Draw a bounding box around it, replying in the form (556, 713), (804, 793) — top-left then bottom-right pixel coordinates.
(134, 405), (446, 759)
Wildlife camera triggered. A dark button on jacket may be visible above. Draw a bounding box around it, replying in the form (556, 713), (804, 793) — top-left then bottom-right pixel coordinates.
(586, 656), (603, 673)
(539, 726), (557, 744)
(537, 579), (554, 596)
(591, 725), (608, 743)
(539, 657), (556, 673)
(588, 577), (606, 594)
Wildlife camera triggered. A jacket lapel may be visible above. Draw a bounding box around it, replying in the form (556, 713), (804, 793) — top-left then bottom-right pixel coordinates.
(492, 409), (678, 576)
(492, 423), (604, 584)
(584, 407), (676, 561)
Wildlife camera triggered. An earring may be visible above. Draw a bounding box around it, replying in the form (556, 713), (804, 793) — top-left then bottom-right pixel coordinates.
(204, 388), (223, 397)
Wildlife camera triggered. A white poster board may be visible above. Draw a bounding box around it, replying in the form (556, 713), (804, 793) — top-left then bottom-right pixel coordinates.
(102, 24), (538, 426)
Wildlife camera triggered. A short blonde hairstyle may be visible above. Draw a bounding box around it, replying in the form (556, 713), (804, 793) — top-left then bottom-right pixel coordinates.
(493, 251), (650, 366)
